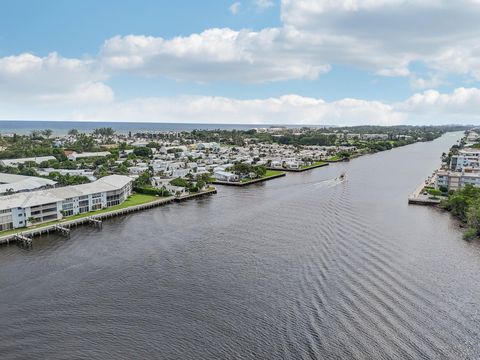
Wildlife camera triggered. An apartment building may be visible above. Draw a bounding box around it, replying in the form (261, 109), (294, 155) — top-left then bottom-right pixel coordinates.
(436, 169), (480, 191)
(0, 175), (133, 230)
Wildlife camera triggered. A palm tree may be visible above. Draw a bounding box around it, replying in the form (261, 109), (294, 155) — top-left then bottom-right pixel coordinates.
(42, 129), (53, 138)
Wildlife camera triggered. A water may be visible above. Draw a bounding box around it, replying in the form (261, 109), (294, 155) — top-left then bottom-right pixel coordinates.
(1, 132), (480, 359)
(0, 120), (315, 135)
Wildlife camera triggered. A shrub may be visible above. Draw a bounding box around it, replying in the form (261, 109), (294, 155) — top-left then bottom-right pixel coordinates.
(134, 186), (171, 197)
(463, 228), (477, 240)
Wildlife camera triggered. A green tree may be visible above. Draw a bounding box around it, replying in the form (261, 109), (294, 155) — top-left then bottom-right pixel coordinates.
(133, 147), (152, 158)
(42, 129), (53, 138)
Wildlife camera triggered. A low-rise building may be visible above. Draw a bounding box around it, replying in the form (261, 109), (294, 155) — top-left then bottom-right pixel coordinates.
(0, 175), (133, 230)
(0, 173), (57, 195)
(436, 169), (480, 190)
(214, 171), (239, 182)
(0, 156), (56, 167)
(66, 151), (111, 161)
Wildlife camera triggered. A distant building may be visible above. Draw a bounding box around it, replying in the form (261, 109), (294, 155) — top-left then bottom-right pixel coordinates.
(450, 148), (480, 171)
(66, 151), (111, 161)
(196, 142), (220, 151)
(0, 156), (56, 167)
(436, 169), (480, 190)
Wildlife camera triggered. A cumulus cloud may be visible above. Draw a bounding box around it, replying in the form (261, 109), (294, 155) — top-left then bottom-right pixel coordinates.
(401, 87), (480, 114)
(4, 87), (480, 125)
(0, 52), (112, 104)
(100, 30), (330, 82)
(280, 0), (480, 79)
(94, 1), (480, 83)
(69, 94), (403, 125)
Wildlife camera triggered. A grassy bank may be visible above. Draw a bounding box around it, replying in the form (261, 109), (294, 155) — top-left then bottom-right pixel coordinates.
(300, 161), (328, 170)
(0, 193), (161, 237)
(241, 170), (285, 182)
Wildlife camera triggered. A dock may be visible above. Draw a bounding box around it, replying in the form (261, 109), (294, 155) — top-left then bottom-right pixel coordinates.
(54, 225), (70, 237)
(14, 234), (32, 247)
(88, 217), (103, 228)
(0, 188), (217, 246)
(408, 174), (442, 206)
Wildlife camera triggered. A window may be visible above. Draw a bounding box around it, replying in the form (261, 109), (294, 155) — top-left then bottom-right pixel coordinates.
(79, 206), (89, 214)
(62, 210), (74, 217)
(0, 222), (13, 231)
(91, 203), (102, 210)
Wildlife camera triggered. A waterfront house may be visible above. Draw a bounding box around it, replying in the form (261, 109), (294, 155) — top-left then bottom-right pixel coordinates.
(0, 175), (133, 230)
(214, 171), (239, 182)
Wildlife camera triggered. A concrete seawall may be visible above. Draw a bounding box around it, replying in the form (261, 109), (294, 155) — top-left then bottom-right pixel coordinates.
(0, 188), (217, 245)
(212, 173), (286, 186)
(266, 163), (329, 172)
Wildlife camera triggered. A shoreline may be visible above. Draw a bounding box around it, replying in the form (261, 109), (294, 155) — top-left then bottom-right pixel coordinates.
(267, 162), (329, 172)
(212, 172), (286, 186)
(0, 188), (217, 245)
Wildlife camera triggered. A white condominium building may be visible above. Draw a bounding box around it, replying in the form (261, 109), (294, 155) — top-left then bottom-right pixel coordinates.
(0, 175), (133, 231)
(450, 148), (480, 171)
(436, 169), (480, 191)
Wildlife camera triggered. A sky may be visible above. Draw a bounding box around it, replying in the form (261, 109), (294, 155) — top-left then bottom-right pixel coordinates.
(1, 0), (480, 125)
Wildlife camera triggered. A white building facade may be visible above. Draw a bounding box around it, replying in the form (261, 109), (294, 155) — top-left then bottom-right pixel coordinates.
(0, 175), (133, 231)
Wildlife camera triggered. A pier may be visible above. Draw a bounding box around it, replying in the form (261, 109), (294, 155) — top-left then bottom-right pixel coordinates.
(408, 174), (442, 206)
(88, 217), (103, 228)
(14, 234), (32, 247)
(0, 188), (217, 246)
(54, 225), (71, 237)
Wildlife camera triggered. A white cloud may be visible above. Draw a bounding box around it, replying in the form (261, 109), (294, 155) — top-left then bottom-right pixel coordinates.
(409, 74), (443, 90)
(71, 94), (404, 125)
(96, 1), (480, 83)
(100, 30), (330, 83)
(401, 87), (480, 114)
(0, 52), (112, 105)
(229, 2), (241, 14)
(255, 0), (274, 9)
(5, 87), (480, 126)
(280, 0), (480, 79)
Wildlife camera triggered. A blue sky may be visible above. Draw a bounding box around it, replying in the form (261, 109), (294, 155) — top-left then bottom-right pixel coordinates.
(1, 0), (480, 125)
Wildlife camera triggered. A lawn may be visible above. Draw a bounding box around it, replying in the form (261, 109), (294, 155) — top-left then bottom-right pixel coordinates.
(300, 161), (328, 169)
(264, 170), (285, 177)
(240, 170), (285, 182)
(65, 193), (160, 220)
(0, 193), (162, 238)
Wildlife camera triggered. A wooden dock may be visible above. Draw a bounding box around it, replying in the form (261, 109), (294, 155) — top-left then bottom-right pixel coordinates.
(14, 234), (32, 247)
(0, 189), (217, 246)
